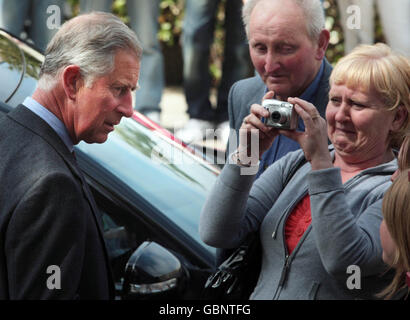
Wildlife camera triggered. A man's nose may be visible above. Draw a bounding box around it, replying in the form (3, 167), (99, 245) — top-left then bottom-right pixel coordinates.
(118, 92), (134, 118)
(264, 52), (281, 74)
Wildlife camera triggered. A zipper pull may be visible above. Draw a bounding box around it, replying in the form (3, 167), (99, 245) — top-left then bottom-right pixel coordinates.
(278, 254), (290, 288)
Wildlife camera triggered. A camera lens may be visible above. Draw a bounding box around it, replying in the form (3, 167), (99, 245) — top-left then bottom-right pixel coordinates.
(271, 111), (281, 123)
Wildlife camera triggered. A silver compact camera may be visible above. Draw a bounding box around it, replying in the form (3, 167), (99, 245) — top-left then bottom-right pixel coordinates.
(262, 99), (299, 130)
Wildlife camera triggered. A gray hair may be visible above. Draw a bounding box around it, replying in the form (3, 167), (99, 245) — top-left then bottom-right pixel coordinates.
(38, 12), (142, 90)
(242, 0), (325, 41)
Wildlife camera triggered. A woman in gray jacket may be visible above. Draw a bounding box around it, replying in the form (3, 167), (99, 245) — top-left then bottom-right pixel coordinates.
(200, 43), (410, 300)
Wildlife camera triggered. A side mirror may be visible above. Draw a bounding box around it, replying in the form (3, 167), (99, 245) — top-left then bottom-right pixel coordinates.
(122, 241), (188, 299)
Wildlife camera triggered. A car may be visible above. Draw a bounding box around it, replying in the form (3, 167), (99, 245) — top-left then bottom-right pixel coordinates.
(0, 28), (220, 299)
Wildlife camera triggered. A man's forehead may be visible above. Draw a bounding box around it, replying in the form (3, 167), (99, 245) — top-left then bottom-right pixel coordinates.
(249, 21), (310, 44)
(250, 23), (303, 39)
(250, 1), (308, 37)
(252, 0), (305, 18)
(110, 51), (140, 80)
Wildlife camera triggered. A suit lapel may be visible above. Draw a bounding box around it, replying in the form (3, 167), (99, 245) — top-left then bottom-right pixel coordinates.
(69, 157), (116, 298)
(238, 75), (266, 132)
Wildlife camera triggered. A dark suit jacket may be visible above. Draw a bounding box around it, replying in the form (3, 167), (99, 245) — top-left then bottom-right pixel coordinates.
(227, 59), (333, 150)
(0, 105), (115, 299)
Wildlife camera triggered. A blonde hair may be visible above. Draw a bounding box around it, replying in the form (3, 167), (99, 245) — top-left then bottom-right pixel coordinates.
(330, 43), (410, 148)
(398, 134), (410, 172)
(379, 169), (410, 299)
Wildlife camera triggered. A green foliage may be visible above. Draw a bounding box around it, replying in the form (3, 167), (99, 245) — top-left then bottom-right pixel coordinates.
(324, 0), (345, 64)
(112, 0), (128, 23)
(66, 0), (79, 16)
(158, 0), (183, 46)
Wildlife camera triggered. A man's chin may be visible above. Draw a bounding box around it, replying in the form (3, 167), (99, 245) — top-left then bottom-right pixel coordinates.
(265, 82), (291, 100)
(84, 134), (109, 144)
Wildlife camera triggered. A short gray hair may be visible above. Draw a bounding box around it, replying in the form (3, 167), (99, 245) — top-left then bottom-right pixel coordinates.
(38, 12), (142, 90)
(242, 0), (325, 41)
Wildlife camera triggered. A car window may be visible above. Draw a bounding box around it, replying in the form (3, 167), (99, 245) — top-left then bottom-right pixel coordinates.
(91, 188), (143, 294)
(97, 194), (139, 283)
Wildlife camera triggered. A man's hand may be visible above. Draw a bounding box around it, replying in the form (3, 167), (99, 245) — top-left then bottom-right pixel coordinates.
(237, 91), (279, 162)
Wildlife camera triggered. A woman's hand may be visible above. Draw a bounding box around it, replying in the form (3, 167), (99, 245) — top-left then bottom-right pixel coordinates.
(281, 97), (332, 170)
(237, 91), (279, 162)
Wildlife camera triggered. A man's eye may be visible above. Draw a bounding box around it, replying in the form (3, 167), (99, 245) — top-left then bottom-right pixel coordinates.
(330, 97), (341, 105)
(113, 87), (127, 96)
(275, 44), (295, 54)
(281, 46), (294, 53)
(253, 44), (267, 53)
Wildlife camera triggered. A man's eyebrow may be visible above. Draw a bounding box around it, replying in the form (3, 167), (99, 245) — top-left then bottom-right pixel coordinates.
(275, 39), (295, 46)
(113, 81), (138, 91)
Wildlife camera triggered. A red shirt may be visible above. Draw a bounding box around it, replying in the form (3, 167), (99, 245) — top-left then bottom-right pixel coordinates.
(285, 194), (311, 255)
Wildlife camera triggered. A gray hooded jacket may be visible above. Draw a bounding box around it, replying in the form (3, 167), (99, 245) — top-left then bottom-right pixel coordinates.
(200, 146), (395, 299)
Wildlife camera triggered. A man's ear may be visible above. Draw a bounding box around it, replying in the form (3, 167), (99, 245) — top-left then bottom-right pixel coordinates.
(315, 29), (330, 61)
(62, 65), (83, 100)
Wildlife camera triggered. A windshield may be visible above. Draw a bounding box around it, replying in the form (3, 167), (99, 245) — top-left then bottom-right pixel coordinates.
(78, 117), (218, 256)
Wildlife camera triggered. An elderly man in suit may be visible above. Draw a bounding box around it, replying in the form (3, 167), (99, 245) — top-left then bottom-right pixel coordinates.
(0, 12), (141, 299)
(227, 0), (331, 177)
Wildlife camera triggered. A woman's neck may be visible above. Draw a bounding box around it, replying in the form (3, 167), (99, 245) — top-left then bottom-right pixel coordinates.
(334, 149), (395, 184)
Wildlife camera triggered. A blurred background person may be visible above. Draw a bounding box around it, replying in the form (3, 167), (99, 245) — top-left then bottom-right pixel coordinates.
(175, 0), (252, 144)
(80, 0), (164, 123)
(0, 0), (65, 52)
(379, 169), (410, 300)
(379, 134), (410, 300)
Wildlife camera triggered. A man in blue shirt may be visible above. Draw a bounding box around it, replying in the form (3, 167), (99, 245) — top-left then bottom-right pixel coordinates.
(227, 0), (332, 177)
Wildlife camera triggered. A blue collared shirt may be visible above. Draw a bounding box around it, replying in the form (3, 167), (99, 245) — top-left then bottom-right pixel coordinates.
(23, 97), (74, 153)
(256, 60), (325, 178)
